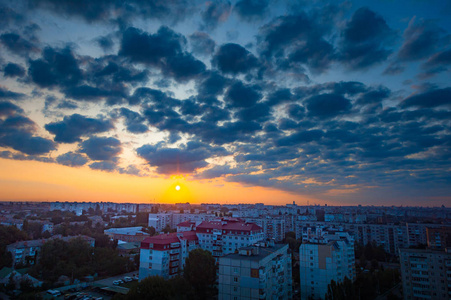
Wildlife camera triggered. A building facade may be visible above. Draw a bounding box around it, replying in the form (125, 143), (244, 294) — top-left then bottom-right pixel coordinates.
(218, 242), (292, 300)
(299, 231), (355, 300)
(399, 248), (451, 300)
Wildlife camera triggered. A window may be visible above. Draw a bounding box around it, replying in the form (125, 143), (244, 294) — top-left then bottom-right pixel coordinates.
(233, 277), (238, 283)
(234, 267), (239, 273)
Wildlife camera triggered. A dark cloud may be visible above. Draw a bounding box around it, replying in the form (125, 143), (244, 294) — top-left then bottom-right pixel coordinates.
(0, 87), (26, 101)
(89, 161), (118, 172)
(119, 26), (204, 82)
(29, 0), (196, 25)
(63, 85), (117, 102)
(212, 43), (258, 74)
(0, 32), (39, 56)
(95, 35), (114, 52)
(0, 101), (23, 116)
(421, 48), (451, 76)
(117, 108), (148, 133)
(339, 7), (395, 70)
(259, 13), (335, 73)
(56, 152), (88, 167)
(0, 113), (56, 155)
(189, 32), (216, 56)
(306, 93), (352, 118)
(28, 46), (83, 88)
(137, 141), (227, 175)
(197, 72), (229, 97)
(45, 114), (113, 143)
(80, 136), (121, 161)
(3, 63), (25, 77)
(224, 81), (261, 108)
(401, 88), (451, 108)
(276, 129), (324, 147)
(0, 5), (24, 28)
(200, 0), (231, 31)
(235, 103), (271, 122)
(398, 18), (448, 62)
(234, 0), (269, 21)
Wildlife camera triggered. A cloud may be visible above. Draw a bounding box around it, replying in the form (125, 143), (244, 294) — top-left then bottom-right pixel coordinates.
(339, 7), (395, 70)
(0, 87), (26, 101)
(56, 151), (88, 167)
(45, 114), (113, 143)
(398, 18), (448, 62)
(197, 72), (229, 97)
(0, 32), (39, 56)
(400, 87), (451, 108)
(189, 32), (216, 56)
(137, 141), (227, 175)
(89, 161), (118, 172)
(224, 81), (261, 108)
(0, 101), (23, 116)
(212, 43), (258, 74)
(3, 62), (25, 77)
(117, 108), (148, 133)
(306, 93), (352, 118)
(80, 136), (122, 161)
(95, 35), (114, 52)
(200, 0), (232, 31)
(0, 113), (56, 155)
(30, 0), (196, 25)
(28, 46), (83, 88)
(119, 26), (204, 82)
(258, 13), (335, 74)
(234, 0), (269, 21)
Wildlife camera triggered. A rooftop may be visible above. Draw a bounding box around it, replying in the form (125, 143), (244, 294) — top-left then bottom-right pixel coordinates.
(221, 244), (288, 262)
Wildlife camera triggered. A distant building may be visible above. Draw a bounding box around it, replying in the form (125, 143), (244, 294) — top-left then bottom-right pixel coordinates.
(104, 226), (149, 243)
(426, 227), (451, 250)
(218, 242), (292, 300)
(299, 230), (355, 300)
(7, 235), (95, 267)
(399, 248), (451, 300)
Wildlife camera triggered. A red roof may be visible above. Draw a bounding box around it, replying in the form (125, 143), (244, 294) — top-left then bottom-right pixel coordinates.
(140, 231), (199, 249)
(177, 221), (195, 227)
(196, 219), (262, 233)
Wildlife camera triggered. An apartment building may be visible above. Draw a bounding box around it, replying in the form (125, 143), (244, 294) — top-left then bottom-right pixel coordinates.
(399, 248), (451, 300)
(139, 231), (199, 280)
(426, 227), (451, 250)
(7, 235), (95, 267)
(299, 230), (355, 300)
(218, 242), (292, 300)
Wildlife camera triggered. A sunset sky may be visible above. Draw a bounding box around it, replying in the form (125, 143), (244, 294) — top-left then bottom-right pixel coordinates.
(0, 0), (450, 206)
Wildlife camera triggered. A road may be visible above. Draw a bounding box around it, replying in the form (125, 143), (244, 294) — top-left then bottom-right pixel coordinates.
(94, 271), (138, 288)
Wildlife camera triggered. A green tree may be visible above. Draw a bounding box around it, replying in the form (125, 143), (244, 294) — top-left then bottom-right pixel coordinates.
(126, 276), (173, 300)
(183, 249), (216, 299)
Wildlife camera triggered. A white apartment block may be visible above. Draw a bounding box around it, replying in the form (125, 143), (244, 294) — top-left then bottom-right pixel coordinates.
(218, 242), (292, 300)
(139, 218), (265, 280)
(299, 231), (355, 300)
(139, 231), (199, 280)
(399, 248), (451, 300)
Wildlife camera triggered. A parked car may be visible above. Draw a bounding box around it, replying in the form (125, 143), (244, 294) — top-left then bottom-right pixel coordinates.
(123, 276), (133, 282)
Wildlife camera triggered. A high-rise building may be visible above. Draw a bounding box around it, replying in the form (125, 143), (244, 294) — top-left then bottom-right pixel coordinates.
(399, 248), (451, 300)
(299, 230), (355, 299)
(218, 242), (292, 300)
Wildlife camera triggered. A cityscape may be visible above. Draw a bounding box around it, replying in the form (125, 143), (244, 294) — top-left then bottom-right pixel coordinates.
(0, 201), (450, 299)
(1, 0), (451, 299)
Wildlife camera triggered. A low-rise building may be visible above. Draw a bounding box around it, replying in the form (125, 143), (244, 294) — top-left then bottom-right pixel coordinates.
(218, 242), (292, 300)
(7, 235), (95, 267)
(104, 226), (149, 242)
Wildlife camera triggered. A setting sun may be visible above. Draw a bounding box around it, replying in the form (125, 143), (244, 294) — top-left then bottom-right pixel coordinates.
(175, 185), (181, 191)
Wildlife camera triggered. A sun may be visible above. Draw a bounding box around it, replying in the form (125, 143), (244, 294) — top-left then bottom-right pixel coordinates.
(175, 185), (181, 191)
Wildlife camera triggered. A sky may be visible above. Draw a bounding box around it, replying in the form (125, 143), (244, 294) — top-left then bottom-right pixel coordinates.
(0, 0), (450, 206)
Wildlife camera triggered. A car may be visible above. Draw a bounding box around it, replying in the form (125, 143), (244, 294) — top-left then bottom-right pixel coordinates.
(123, 276), (133, 282)
(113, 280), (123, 285)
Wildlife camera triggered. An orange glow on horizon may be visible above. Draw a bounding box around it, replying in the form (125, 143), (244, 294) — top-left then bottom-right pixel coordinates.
(0, 158), (322, 205)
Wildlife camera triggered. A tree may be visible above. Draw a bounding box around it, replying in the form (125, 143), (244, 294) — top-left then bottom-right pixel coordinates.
(126, 276), (173, 300)
(184, 249), (216, 299)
